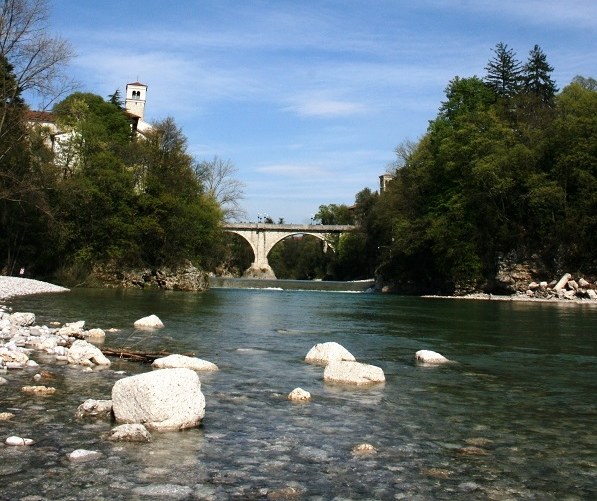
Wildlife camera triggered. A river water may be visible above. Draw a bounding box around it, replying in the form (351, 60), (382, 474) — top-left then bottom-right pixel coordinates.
(1, 288), (596, 500)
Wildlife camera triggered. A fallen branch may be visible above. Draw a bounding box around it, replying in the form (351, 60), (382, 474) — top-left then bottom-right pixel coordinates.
(101, 348), (195, 363)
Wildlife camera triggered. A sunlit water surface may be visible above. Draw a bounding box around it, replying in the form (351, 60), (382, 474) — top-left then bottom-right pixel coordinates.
(1, 288), (596, 500)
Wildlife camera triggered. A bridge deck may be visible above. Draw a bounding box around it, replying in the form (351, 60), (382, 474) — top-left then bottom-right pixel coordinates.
(223, 223), (354, 232)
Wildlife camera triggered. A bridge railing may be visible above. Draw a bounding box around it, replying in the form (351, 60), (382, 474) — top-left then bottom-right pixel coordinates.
(222, 223), (355, 232)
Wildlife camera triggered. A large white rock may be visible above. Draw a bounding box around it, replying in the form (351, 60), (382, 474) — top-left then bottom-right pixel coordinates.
(323, 361), (385, 385)
(133, 315), (164, 329)
(305, 342), (356, 365)
(415, 350), (451, 365)
(67, 339), (111, 367)
(111, 368), (205, 431)
(152, 354), (218, 371)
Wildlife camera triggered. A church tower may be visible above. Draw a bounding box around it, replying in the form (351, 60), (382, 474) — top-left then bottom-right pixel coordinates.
(125, 82), (148, 120)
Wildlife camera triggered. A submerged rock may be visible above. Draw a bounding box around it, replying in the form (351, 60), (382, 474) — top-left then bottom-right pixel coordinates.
(288, 387), (311, 401)
(152, 354), (218, 371)
(67, 449), (103, 462)
(106, 423), (151, 442)
(75, 399), (113, 419)
(323, 361), (385, 385)
(5, 436), (34, 446)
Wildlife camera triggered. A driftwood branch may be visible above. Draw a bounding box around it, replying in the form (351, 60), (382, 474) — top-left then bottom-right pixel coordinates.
(102, 348), (195, 363)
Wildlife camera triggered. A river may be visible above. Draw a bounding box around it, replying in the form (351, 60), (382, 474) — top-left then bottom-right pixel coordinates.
(1, 287), (596, 500)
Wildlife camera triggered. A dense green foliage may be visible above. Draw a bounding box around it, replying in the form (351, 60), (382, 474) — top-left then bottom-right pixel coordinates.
(356, 50), (595, 292)
(0, 81), (224, 282)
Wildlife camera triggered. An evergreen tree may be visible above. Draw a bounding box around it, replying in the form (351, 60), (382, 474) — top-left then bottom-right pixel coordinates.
(107, 89), (124, 109)
(484, 42), (522, 98)
(522, 45), (558, 104)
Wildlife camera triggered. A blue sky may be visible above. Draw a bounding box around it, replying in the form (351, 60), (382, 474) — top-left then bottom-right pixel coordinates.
(44, 0), (596, 223)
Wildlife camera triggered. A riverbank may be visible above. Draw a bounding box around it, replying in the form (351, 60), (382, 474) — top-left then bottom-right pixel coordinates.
(422, 292), (597, 305)
(0, 276), (69, 301)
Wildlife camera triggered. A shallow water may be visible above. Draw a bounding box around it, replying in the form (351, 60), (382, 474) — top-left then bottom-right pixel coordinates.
(1, 288), (596, 500)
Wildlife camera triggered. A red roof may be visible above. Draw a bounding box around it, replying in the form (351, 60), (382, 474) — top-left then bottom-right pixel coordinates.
(26, 110), (55, 122)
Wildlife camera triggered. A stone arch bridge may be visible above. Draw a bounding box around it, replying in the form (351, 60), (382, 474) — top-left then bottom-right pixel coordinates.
(223, 223), (354, 278)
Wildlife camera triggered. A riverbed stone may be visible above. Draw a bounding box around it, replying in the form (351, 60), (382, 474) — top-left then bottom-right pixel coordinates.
(68, 449), (103, 462)
(106, 423), (152, 442)
(75, 399), (113, 419)
(305, 342), (355, 365)
(133, 314), (164, 329)
(67, 339), (111, 366)
(83, 328), (106, 343)
(21, 385), (56, 395)
(152, 354), (218, 371)
(288, 387), (311, 401)
(323, 361), (385, 385)
(112, 368), (205, 431)
(5, 436), (34, 446)
(9, 312), (36, 327)
(415, 349), (451, 365)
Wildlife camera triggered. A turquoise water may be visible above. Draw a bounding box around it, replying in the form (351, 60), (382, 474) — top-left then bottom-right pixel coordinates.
(1, 288), (596, 500)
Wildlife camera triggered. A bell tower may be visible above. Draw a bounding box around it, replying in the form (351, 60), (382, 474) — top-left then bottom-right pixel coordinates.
(125, 82), (148, 120)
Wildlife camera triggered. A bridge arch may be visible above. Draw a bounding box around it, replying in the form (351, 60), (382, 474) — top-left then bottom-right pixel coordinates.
(222, 223), (353, 278)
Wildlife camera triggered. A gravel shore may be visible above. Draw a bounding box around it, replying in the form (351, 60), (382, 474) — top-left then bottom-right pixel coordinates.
(0, 276), (69, 301)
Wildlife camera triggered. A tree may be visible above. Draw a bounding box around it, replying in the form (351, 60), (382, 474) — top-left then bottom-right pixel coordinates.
(522, 45), (557, 104)
(313, 203), (353, 225)
(0, 0), (74, 155)
(195, 156), (246, 221)
(484, 42), (522, 98)
(107, 89), (124, 109)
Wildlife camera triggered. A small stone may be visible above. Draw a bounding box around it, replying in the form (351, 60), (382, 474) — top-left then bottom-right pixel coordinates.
(5, 435), (34, 446)
(67, 449), (103, 462)
(75, 399), (113, 419)
(352, 443), (377, 454)
(465, 437), (493, 447)
(0, 412), (15, 420)
(424, 467), (450, 479)
(21, 385), (56, 395)
(0, 376), (8, 385)
(457, 446), (489, 456)
(288, 388), (311, 401)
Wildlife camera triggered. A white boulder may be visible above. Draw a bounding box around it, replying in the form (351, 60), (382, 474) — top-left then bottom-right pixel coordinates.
(67, 340), (111, 367)
(415, 350), (451, 365)
(323, 361), (385, 385)
(9, 312), (35, 326)
(111, 368), (205, 431)
(133, 315), (164, 329)
(152, 354), (218, 371)
(305, 342), (355, 365)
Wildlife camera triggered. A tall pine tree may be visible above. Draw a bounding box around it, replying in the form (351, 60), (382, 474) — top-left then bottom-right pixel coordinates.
(484, 42), (522, 98)
(522, 45), (558, 104)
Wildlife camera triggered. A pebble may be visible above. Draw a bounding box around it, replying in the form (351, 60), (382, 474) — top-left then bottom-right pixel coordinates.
(67, 449), (103, 462)
(5, 436), (35, 446)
